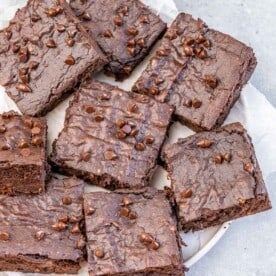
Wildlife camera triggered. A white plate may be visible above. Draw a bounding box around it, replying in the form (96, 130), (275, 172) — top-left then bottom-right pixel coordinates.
(1, 1), (276, 275)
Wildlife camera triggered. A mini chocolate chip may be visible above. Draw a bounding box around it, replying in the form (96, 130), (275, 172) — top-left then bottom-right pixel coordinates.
(116, 130), (127, 139)
(77, 236), (86, 249)
(183, 99), (192, 107)
(16, 83), (32, 93)
(122, 124), (132, 134)
(71, 224), (81, 234)
(149, 87), (158, 95)
(149, 241), (160, 250)
(18, 139), (28, 149)
(128, 211), (137, 220)
(127, 120), (136, 128)
(183, 45), (194, 57)
(21, 148), (31, 156)
(196, 34), (206, 44)
(69, 216), (79, 223)
(192, 98), (202, 108)
(122, 196), (133, 206)
(154, 77), (164, 85)
(35, 231), (45, 241)
(104, 150), (117, 160)
(183, 36), (195, 45)
(58, 215), (69, 223)
(85, 206), (95, 215)
(19, 67), (28, 76)
(94, 113), (104, 122)
(222, 153), (232, 162)
(130, 128), (139, 137)
(84, 105), (94, 113)
(0, 125), (6, 133)
(198, 48), (207, 59)
(244, 162), (254, 174)
(94, 248), (104, 258)
(136, 38), (145, 47)
(135, 142), (145, 151)
(56, 23), (66, 32)
(46, 39), (56, 48)
(67, 28), (77, 38)
(81, 151), (91, 162)
(127, 47), (135, 56)
(127, 27), (138, 36)
(31, 127), (41, 135)
(138, 232), (154, 244)
(31, 13), (41, 22)
(62, 196), (72, 205)
(156, 49), (167, 57)
(128, 103), (138, 113)
(144, 135), (155, 144)
(102, 29), (112, 38)
(18, 48), (29, 63)
(203, 40), (211, 48)
(196, 139), (213, 148)
(0, 232), (10, 241)
(19, 74), (30, 84)
(99, 93), (111, 100)
(127, 38), (135, 47)
(120, 207), (130, 217)
(205, 75), (217, 89)
(12, 43), (20, 53)
(4, 30), (12, 40)
(118, 6), (128, 16)
(213, 155), (223, 164)
(140, 15), (149, 23)
(45, 7), (62, 17)
(116, 119), (126, 128)
(29, 61), (39, 70)
(181, 189), (193, 198)
(52, 222), (67, 231)
(65, 38), (75, 47)
(82, 12), (91, 21)
(123, 65), (132, 74)
(114, 16), (123, 26)
(193, 47), (202, 56)
(65, 55), (75, 65)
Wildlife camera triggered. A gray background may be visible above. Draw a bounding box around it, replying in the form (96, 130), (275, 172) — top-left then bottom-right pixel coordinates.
(174, 1), (276, 275)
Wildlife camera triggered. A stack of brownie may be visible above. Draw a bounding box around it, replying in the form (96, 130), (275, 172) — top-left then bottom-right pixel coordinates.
(0, 0), (272, 275)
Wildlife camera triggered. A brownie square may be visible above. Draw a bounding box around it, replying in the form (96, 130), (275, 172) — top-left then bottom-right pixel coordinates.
(49, 79), (173, 190)
(84, 188), (185, 275)
(0, 0), (106, 116)
(69, 0), (166, 80)
(162, 123), (271, 232)
(132, 13), (257, 131)
(0, 177), (85, 274)
(0, 111), (47, 195)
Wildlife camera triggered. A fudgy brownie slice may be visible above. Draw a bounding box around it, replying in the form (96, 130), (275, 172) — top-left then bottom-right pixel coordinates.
(0, 177), (85, 274)
(162, 123), (271, 232)
(132, 13), (257, 131)
(0, 111), (47, 195)
(84, 188), (185, 275)
(49, 79), (173, 190)
(69, 0), (166, 80)
(0, 0), (106, 116)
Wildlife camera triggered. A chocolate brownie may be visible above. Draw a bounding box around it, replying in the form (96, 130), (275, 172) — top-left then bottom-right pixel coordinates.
(84, 188), (185, 275)
(50, 79), (173, 190)
(132, 13), (257, 131)
(0, 0), (106, 116)
(0, 177), (85, 274)
(69, 0), (166, 80)
(0, 111), (47, 195)
(162, 123), (271, 232)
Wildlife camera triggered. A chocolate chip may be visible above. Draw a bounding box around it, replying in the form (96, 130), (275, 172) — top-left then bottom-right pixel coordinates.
(114, 16), (123, 26)
(67, 28), (77, 38)
(19, 67), (28, 76)
(183, 99), (192, 107)
(138, 232), (154, 244)
(4, 30), (12, 40)
(149, 241), (160, 250)
(213, 155), (223, 164)
(85, 206), (95, 215)
(71, 224), (81, 234)
(118, 6), (128, 16)
(65, 55), (75, 65)
(128, 211), (137, 220)
(12, 43), (20, 53)
(84, 105), (94, 113)
(127, 27), (138, 36)
(244, 162), (254, 174)
(77, 236), (86, 249)
(144, 135), (155, 145)
(122, 196), (133, 206)
(16, 83), (32, 93)
(0, 232), (10, 241)
(123, 65), (132, 74)
(46, 39), (56, 48)
(120, 207), (130, 217)
(35, 231), (45, 241)
(156, 49), (167, 57)
(82, 12), (91, 21)
(103, 29), (112, 38)
(51, 222), (67, 231)
(205, 75), (218, 89)
(58, 215), (69, 223)
(192, 98), (202, 108)
(23, 118), (33, 128)
(222, 153), (232, 162)
(181, 189), (193, 198)
(130, 128), (139, 137)
(140, 15), (149, 23)
(62, 196), (72, 205)
(18, 139), (28, 149)
(136, 38), (145, 47)
(128, 103), (138, 113)
(183, 45), (194, 57)
(122, 124), (132, 135)
(116, 119), (126, 128)
(94, 248), (104, 258)
(56, 23), (66, 32)
(94, 113), (104, 122)
(196, 34), (206, 44)
(66, 38), (75, 47)
(1, 144), (10, 151)
(135, 142), (145, 151)
(19, 73), (30, 84)
(69, 216), (79, 224)
(104, 150), (117, 160)
(127, 38), (135, 47)
(18, 48), (29, 63)
(127, 47), (136, 56)
(28, 61), (39, 70)
(149, 87), (158, 95)
(31, 127), (41, 135)
(45, 7), (61, 17)
(196, 139), (213, 148)
(198, 48), (207, 59)
(116, 130), (127, 140)
(0, 125), (6, 133)
(127, 120), (136, 128)
(21, 148), (31, 156)
(31, 13), (41, 22)
(183, 36), (195, 45)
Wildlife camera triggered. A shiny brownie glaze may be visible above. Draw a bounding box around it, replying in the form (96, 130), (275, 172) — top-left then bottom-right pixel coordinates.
(84, 188), (185, 275)
(69, 0), (166, 80)
(132, 13), (257, 131)
(49, 79), (173, 190)
(0, 111), (47, 195)
(0, 0), (106, 116)
(162, 123), (271, 232)
(0, 177), (85, 274)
